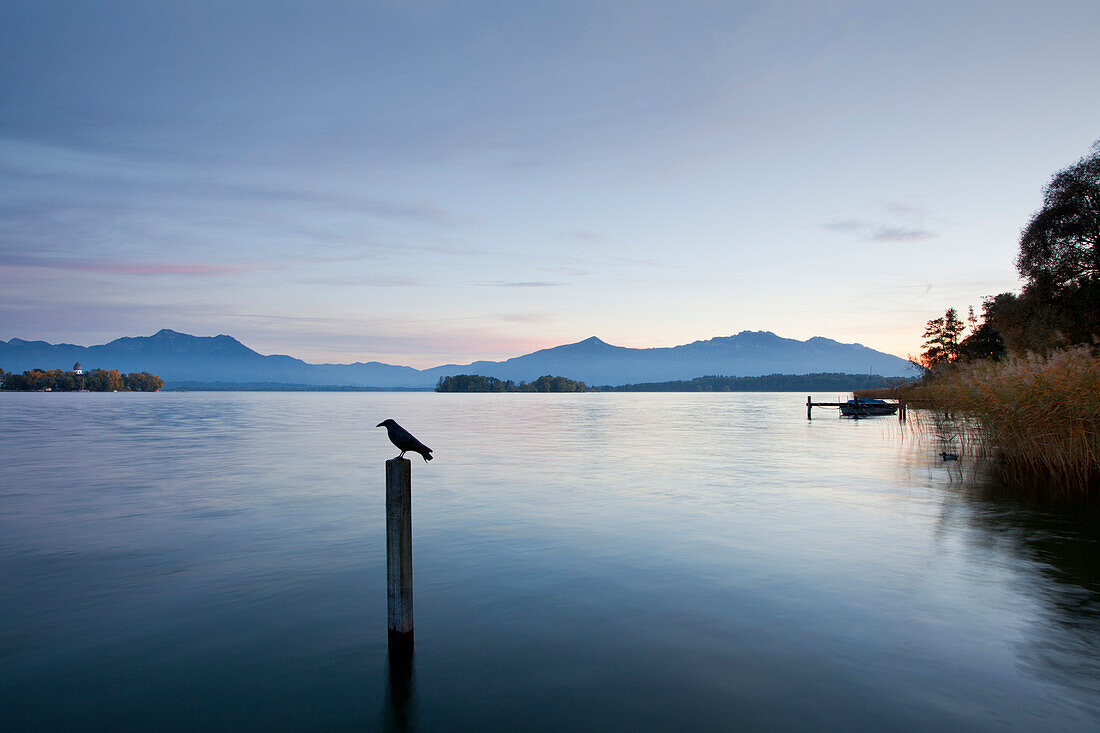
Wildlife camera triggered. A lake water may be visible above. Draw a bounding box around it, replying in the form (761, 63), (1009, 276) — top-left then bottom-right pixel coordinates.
(2, 392), (1098, 731)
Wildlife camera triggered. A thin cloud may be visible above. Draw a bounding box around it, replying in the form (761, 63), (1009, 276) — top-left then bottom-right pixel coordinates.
(822, 218), (936, 242)
(542, 265), (591, 277)
(542, 253), (667, 270)
(498, 313), (551, 323)
(471, 280), (567, 287)
(870, 227), (935, 243)
(556, 229), (605, 241)
(235, 185), (465, 225)
(299, 275), (428, 287)
(0, 254), (259, 276)
(876, 201), (925, 218)
(822, 218), (867, 233)
(0, 139), (467, 226)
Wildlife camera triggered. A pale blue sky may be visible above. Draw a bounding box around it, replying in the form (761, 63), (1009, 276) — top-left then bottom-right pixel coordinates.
(2, 1), (1098, 367)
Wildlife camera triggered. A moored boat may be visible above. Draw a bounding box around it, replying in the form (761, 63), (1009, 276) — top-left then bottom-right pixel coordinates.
(840, 397), (898, 417)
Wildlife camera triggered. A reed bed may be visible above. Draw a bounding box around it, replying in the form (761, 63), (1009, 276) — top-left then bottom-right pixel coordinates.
(913, 346), (1100, 495)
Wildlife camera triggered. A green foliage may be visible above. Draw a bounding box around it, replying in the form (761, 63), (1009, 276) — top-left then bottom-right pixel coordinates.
(524, 375), (587, 392)
(0, 367), (163, 392)
(435, 374), (586, 392)
(123, 372), (165, 391)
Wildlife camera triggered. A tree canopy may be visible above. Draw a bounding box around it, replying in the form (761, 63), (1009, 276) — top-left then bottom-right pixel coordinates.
(1017, 143), (1100, 292)
(935, 142), (1100, 357)
(981, 142), (1100, 350)
(920, 308), (965, 368)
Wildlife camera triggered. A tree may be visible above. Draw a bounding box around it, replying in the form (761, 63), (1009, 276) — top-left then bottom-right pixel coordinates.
(104, 369), (125, 391)
(1010, 142), (1100, 348)
(921, 307), (966, 368)
(957, 322), (1005, 362)
(125, 372), (164, 391)
(1017, 143), (1100, 291)
(436, 374), (507, 392)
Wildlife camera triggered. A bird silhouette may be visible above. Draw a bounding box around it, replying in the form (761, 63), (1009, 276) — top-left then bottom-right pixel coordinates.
(377, 419), (433, 462)
(940, 452), (959, 461)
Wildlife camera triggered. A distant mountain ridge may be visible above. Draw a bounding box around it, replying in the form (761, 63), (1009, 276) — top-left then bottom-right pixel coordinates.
(0, 328), (916, 388)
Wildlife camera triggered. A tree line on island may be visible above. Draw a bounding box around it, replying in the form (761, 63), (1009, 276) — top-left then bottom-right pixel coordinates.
(437, 372), (904, 393)
(597, 373), (899, 392)
(436, 374), (588, 392)
(905, 141), (1100, 495)
(1, 367), (164, 392)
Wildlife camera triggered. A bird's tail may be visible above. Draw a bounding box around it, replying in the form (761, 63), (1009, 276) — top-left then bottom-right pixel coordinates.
(421, 451), (433, 462)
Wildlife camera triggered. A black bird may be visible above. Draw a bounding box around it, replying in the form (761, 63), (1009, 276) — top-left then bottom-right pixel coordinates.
(941, 452), (959, 461)
(377, 419), (433, 462)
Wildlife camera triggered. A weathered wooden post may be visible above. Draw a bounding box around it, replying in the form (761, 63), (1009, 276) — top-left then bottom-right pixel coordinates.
(806, 395), (812, 420)
(386, 458), (413, 648)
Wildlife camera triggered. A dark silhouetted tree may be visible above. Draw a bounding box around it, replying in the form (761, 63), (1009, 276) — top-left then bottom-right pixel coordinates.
(921, 308), (965, 367)
(436, 374), (586, 392)
(1002, 142), (1100, 348)
(957, 322), (1006, 362)
(1018, 143), (1100, 291)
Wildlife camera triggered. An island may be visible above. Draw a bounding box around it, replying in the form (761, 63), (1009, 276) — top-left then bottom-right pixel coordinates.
(594, 373), (905, 392)
(436, 374), (587, 392)
(1, 366), (164, 392)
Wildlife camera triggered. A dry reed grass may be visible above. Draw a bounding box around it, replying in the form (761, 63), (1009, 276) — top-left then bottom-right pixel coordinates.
(911, 346), (1100, 495)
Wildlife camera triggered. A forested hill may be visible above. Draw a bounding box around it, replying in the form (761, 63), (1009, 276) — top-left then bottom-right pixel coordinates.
(595, 373), (907, 392)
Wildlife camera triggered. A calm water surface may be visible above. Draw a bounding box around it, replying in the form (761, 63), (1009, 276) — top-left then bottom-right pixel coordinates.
(2, 392), (1098, 731)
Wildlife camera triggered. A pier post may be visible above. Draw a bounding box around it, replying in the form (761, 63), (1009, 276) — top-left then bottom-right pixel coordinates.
(806, 395), (812, 420)
(386, 458), (413, 648)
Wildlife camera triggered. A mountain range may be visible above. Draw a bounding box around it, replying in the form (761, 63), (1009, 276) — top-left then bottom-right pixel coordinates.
(0, 329), (916, 388)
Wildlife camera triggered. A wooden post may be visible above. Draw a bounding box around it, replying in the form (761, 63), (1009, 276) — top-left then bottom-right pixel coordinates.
(806, 395), (812, 420)
(386, 458), (413, 647)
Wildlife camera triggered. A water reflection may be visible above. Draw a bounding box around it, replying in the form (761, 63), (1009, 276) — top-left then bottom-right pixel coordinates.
(949, 478), (1100, 713)
(383, 642), (416, 731)
(3, 392), (1099, 729)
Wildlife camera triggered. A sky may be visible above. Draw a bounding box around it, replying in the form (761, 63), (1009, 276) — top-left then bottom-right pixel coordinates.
(2, 1), (1098, 368)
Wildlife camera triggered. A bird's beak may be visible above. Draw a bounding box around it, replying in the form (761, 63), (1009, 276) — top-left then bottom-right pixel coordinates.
(375, 422), (384, 427)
